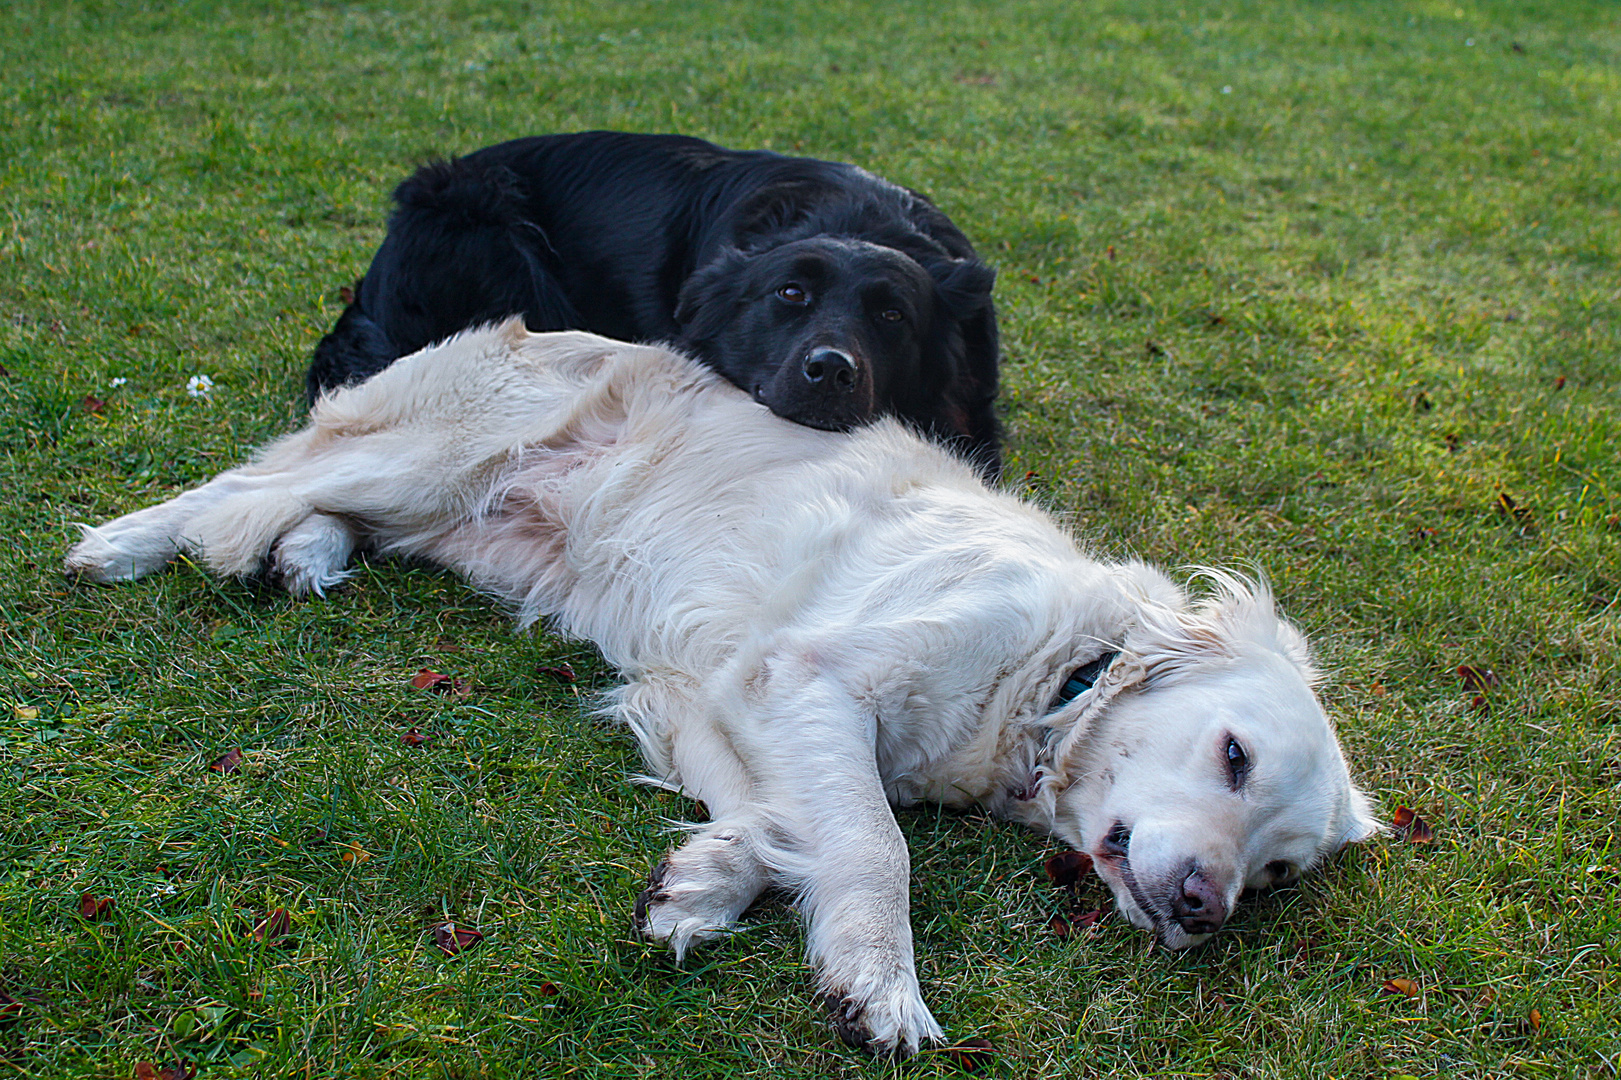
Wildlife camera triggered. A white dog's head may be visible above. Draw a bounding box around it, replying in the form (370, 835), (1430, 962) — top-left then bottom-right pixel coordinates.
(1050, 573), (1379, 949)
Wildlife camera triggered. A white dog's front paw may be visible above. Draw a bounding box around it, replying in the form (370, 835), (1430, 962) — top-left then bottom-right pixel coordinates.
(65, 520), (181, 583)
(823, 976), (943, 1058)
(632, 829), (768, 960)
(268, 513), (356, 597)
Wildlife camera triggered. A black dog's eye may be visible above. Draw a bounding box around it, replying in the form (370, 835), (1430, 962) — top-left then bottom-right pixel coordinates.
(1225, 736), (1249, 789)
(879, 308), (903, 323)
(776, 284), (809, 305)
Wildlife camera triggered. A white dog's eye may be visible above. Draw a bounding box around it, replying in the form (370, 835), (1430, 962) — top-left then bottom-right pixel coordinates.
(1225, 736), (1250, 789)
(1265, 860), (1296, 883)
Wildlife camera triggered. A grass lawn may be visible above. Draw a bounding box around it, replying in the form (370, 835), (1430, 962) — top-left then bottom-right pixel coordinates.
(2, 0), (1618, 1076)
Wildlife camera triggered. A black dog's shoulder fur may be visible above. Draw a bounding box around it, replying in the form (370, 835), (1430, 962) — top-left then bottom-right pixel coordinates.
(308, 131), (1002, 476)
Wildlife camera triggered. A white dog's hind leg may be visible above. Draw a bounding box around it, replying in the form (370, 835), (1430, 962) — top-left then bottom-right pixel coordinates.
(65, 470), (272, 583)
(267, 512), (357, 597)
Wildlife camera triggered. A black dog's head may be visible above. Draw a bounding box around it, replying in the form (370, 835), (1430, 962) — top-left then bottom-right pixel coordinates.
(674, 235), (996, 442)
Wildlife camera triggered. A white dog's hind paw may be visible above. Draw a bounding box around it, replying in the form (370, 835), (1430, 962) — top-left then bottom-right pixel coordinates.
(64, 522), (181, 583)
(268, 513), (356, 597)
(823, 981), (944, 1058)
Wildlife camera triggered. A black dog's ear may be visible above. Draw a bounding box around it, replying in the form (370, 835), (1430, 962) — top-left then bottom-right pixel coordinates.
(673, 246), (751, 340)
(929, 256), (997, 313)
(927, 257), (1003, 479)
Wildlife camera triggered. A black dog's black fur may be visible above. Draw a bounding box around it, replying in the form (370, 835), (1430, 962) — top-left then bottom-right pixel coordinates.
(307, 131), (1003, 476)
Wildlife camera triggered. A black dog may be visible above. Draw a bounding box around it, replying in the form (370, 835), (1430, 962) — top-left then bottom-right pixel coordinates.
(306, 131), (1003, 476)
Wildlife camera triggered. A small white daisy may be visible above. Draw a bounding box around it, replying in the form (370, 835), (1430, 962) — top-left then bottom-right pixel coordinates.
(111, 377), (127, 388)
(1221, 85), (1233, 94)
(187, 374), (215, 398)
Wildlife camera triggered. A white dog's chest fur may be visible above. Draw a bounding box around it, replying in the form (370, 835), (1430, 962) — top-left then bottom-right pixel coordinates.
(473, 380), (1136, 820)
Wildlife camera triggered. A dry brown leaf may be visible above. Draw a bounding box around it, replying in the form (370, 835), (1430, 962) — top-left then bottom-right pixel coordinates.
(208, 748), (243, 774)
(339, 841), (371, 864)
(1383, 977), (1419, 997)
(411, 668), (450, 690)
(942, 1037), (995, 1073)
(133, 1063), (194, 1080)
(433, 921), (484, 956)
(1071, 908), (1104, 929)
(537, 663), (576, 683)
(1457, 664), (1500, 692)
(401, 727), (433, 748)
(1044, 850), (1094, 889)
(250, 908), (292, 943)
(78, 893), (114, 920)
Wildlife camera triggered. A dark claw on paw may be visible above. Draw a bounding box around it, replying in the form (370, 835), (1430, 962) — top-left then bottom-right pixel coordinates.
(823, 993), (881, 1053)
(632, 860), (672, 930)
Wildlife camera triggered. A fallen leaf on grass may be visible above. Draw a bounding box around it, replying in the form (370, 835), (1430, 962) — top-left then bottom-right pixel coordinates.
(1495, 492), (1531, 522)
(133, 1063), (195, 1080)
(537, 981), (561, 997)
(1469, 694), (1489, 714)
(78, 893), (114, 920)
(81, 394), (106, 413)
(12, 705), (39, 721)
(1553, 376), (1565, 390)
(0, 989), (27, 1025)
(338, 842), (371, 864)
(208, 749), (243, 774)
(250, 908), (292, 943)
(433, 921), (484, 956)
(942, 1037), (995, 1073)
(1391, 806), (1435, 843)
(1044, 850), (1093, 888)
(1383, 977), (1419, 998)
(536, 663), (576, 683)
(410, 669), (471, 697)
(1528, 1007), (1543, 1031)
(401, 727), (433, 748)
(1048, 914), (1070, 939)
(1457, 665), (1500, 692)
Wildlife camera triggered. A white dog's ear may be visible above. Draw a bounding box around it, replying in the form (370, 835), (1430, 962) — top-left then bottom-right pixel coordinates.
(1335, 784), (1384, 849)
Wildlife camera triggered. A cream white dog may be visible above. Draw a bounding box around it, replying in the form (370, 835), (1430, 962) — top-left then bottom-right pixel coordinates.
(67, 323), (1378, 1055)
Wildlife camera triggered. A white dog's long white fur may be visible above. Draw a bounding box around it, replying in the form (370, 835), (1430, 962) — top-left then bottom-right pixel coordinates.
(67, 322), (1377, 1055)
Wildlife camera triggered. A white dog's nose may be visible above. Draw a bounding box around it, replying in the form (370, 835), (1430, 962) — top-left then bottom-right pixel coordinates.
(1172, 868), (1229, 934)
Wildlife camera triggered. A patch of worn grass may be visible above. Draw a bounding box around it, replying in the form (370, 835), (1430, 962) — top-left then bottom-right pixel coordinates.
(1, 0), (1617, 1076)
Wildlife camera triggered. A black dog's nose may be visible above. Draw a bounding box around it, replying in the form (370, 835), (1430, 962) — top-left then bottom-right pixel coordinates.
(802, 348), (857, 393)
(1171, 868), (1229, 935)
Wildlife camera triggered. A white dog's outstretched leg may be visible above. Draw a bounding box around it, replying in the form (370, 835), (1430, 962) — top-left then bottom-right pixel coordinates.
(65, 470), (277, 583)
(741, 663), (944, 1057)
